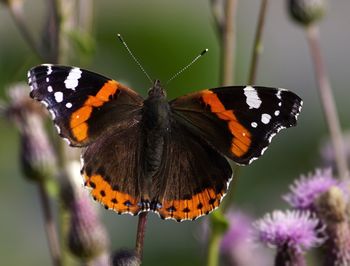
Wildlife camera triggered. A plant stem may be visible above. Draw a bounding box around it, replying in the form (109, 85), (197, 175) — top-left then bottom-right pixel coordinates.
(248, 0), (269, 85)
(223, 0), (270, 212)
(210, 0), (224, 35)
(207, 1), (238, 266)
(38, 183), (62, 266)
(220, 0), (237, 86)
(8, 1), (43, 60)
(45, 0), (61, 63)
(135, 212), (148, 261)
(207, 230), (221, 266)
(306, 25), (348, 180)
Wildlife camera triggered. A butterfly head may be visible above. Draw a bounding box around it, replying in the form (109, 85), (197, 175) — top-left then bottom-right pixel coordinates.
(148, 79), (167, 99)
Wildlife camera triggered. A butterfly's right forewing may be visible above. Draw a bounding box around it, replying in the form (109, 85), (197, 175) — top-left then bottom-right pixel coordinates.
(170, 86), (302, 165)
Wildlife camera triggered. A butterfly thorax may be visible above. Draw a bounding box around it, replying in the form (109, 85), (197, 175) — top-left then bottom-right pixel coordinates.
(142, 80), (170, 179)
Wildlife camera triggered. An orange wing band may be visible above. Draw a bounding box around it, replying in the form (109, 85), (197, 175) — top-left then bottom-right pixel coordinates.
(201, 90), (251, 157)
(84, 173), (141, 215)
(158, 188), (223, 221)
(70, 80), (119, 142)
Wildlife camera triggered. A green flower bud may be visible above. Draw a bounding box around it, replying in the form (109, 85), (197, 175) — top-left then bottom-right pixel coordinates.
(288, 0), (326, 26)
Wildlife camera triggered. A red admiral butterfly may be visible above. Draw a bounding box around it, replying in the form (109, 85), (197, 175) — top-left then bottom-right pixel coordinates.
(28, 64), (302, 221)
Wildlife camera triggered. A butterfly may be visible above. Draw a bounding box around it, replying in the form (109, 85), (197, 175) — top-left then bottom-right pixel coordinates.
(28, 64), (302, 222)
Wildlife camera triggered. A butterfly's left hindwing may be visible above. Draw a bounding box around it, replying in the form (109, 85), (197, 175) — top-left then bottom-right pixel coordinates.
(170, 86), (302, 165)
(82, 121), (143, 215)
(28, 64), (143, 146)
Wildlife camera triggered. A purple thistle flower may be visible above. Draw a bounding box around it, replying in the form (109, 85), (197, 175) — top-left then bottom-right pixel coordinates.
(283, 168), (345, 211)
(221, 210), (272, 266)
(220, 211), (252, 252)
(253, 210), (325, 254)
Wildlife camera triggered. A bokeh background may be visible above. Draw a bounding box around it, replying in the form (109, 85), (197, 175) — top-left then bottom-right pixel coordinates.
(0, 1), (349, 265)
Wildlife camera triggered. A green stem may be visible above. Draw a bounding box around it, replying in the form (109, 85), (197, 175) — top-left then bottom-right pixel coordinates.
(306, 25), (348, 180)
(248, 0), (269, 85)
(38, 182), (62, 266)
(8, 1), (44, 60)
(222, 0), (270, 219)
(207, 1), (237, 265)
(207, 2), (270, 265)
(207, 231), (221, 266)
(220, 0), (237, 86)
(47, 0), (60, 63)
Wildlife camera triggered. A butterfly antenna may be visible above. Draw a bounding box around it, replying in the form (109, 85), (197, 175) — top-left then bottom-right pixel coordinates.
(166, 49), (208, 85)
(117, 34), (153, 84)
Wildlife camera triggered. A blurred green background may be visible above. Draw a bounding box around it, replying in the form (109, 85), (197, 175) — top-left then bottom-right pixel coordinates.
(0, 1), (349, 265)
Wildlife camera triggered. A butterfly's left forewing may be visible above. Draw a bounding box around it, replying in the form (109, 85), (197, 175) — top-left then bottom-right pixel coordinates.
(28, 64), (144, 146)
(170, 86), (302, 165)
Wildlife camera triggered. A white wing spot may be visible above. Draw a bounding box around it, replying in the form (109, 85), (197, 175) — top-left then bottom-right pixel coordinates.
(54, 91), (63, 103)
(276, 90), (282, 100)
(46, 77), (50, 83)
(47, 65), (53, 75)
(251, 122), (258, 128)
(274, 110), (280, 116)
(80, 155), (85, 168)
(49, 109), (56, 119)
(47, 86), (53, 92)
(261, 147), (268, 155)
(64, 68), (82, 90)
(261, 113), (271, 124)
(41, 100), (49, 107)
(54, 125), (61, 134)
(66, 102), (72, 108)
(268, 132), (276, 143)
(249, 157), (258, 164)
(244, 86), (262, 109)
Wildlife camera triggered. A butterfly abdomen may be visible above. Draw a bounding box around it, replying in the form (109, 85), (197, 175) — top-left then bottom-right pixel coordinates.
(142, 81), (170, 179)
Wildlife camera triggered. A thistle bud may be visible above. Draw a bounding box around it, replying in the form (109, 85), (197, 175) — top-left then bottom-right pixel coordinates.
(288, 0), (326, 26)
(0, 0), (22, 6)
(112, 249), (140, 266)
(315, 187), (350, 265)
(20, 114), (57, 182)
(7, 83), (56, 182)
(68, 194), (109, 260)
